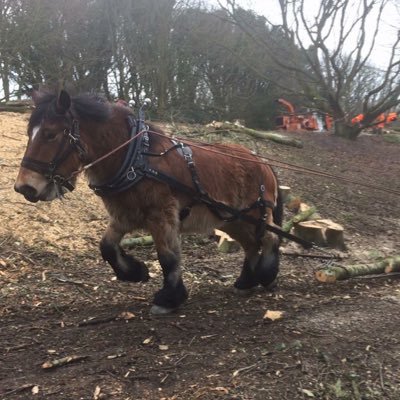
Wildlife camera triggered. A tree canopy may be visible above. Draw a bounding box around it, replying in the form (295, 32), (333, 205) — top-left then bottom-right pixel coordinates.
(221, 0), (400, 138)
(0, 0), (398, 136)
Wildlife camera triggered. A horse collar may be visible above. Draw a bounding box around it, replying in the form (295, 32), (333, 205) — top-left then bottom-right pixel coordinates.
(89, 116), (149, 196)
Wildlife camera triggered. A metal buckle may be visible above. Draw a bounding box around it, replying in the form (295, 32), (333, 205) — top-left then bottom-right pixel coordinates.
(127, 167), (137, 181)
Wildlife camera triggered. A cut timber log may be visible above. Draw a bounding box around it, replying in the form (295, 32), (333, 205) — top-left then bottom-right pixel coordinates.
(279, 185), (291, 202)
(294, 219), (345, 250)
(316, 256), (400, 283)
(282, 206), (317, 233)
(120, 235), (154, 248)
(214, 229), (240, 253)
(384, 256), (400, 273)
(211, 122), (303, 148)
(285, 195), (302, 211)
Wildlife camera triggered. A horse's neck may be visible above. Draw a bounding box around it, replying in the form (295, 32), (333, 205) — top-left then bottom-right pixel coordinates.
(83, 115), (131, 185)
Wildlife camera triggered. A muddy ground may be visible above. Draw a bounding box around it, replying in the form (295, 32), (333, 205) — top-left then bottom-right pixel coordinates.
(0, 112), (399, 400)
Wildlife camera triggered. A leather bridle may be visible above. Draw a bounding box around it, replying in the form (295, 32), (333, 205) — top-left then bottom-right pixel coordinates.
(21, 116), (86, 193)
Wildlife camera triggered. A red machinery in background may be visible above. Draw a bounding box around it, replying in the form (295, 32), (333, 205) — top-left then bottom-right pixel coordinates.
(275, 98), (332, 132)
(351, 112), (398, 131)
(275, 98), (398, 133)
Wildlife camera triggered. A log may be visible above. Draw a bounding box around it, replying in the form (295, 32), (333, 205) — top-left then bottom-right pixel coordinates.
(282, 206), (317, 232)
(294, 219), (345, 249)
(383, 256), (400, 273)
(211, 122), (303, 148)
(285, 195), (302, 211)
(316, 257), (400, 283)
(279, 185), (291, 202)
(214, 229), (240, 253)
(120, 235), (154, 248)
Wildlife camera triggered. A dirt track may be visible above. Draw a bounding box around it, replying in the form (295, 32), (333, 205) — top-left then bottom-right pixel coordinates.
(1, 112), (400, 399)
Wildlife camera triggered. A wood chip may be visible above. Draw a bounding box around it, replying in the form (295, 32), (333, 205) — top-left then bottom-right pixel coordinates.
(93, 386), (101, 400)
(263, 310), (284, 321)
(118, 311), (135, 320)
(142, 337), (152, 345)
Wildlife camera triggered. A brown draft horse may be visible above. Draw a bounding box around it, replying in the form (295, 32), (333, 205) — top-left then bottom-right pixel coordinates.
(14, 90), (282, 314)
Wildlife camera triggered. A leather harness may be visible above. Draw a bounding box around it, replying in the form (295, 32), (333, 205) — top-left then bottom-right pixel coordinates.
(21, 108), (312, 249)
(89, 116), (312, 248)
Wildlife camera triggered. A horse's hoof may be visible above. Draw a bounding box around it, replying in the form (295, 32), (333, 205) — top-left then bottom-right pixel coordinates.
(233, 287), (256, 296)
(261, 278), (278, 291)
(150, 305), (176, 315)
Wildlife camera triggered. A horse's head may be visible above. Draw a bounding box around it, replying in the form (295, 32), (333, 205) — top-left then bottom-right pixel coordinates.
(14, 90), (86, 202)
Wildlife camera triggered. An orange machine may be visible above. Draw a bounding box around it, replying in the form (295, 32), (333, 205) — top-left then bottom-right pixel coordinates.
(351, 112), (398, 127)
(275, 98), (332, 132)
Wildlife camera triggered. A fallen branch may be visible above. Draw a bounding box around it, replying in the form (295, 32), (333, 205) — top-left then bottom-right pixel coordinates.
(42, 355), (89, 369)
(280, 249), (344, 260)
(78, 311), (137, 327)
(210, 122), (303, 148)
(315, 256), (400, 283)
(78, 316), (117, 327)
(1, 384), (36, 398)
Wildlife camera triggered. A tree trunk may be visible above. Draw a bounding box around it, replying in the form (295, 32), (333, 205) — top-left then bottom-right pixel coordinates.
(334, 120), (362, 140)
(1, 60), (10, 102)
(294, 219), (345, 250)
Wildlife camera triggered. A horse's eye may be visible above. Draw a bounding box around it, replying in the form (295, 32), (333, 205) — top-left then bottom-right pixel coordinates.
(44, 131), (58, 141)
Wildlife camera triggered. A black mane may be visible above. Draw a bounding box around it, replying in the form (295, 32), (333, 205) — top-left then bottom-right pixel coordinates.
(29, 93), (111, 127)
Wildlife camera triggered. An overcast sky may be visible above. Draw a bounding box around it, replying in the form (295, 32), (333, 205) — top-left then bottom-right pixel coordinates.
(211, 0), (400, 68)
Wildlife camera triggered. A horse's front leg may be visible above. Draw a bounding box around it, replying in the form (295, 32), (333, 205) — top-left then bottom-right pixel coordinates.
(100, 222), (149, 282)
(148, 217), (188, 314)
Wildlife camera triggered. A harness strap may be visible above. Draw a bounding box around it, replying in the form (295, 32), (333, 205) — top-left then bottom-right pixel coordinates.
(142, 167), (312, 248)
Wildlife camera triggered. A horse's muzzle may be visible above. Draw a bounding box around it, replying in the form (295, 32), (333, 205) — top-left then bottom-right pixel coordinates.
(14, 183), (40, 203)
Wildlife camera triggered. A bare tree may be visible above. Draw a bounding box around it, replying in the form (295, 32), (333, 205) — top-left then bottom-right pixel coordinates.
(221, 0), (400, 138)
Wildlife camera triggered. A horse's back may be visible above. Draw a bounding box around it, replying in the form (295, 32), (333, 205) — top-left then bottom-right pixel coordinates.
(190, 142), (278, 208)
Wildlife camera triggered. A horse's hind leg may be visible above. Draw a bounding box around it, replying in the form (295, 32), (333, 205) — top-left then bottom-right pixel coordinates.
(254, 231), (280, 289)
(234, 244), (260, 290)
(148, 219), (188, 314)
(223, 224), (280, 290)
(100, 222), (149, 282)
(221, 224), (260, 290)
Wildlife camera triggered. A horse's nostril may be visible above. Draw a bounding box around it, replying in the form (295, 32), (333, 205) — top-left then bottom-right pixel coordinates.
(15, 184), (38, 199)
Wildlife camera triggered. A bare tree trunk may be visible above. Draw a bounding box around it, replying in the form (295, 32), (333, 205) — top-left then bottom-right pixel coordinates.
(334, 120), (362, 140)
(1, 61), (10, 102)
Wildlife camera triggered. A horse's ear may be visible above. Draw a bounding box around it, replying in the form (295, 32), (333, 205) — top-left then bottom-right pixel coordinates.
(56, 90), (71, 114)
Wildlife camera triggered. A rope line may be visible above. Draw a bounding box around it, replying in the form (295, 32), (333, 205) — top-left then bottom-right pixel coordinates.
(148, 130), (400, 197)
